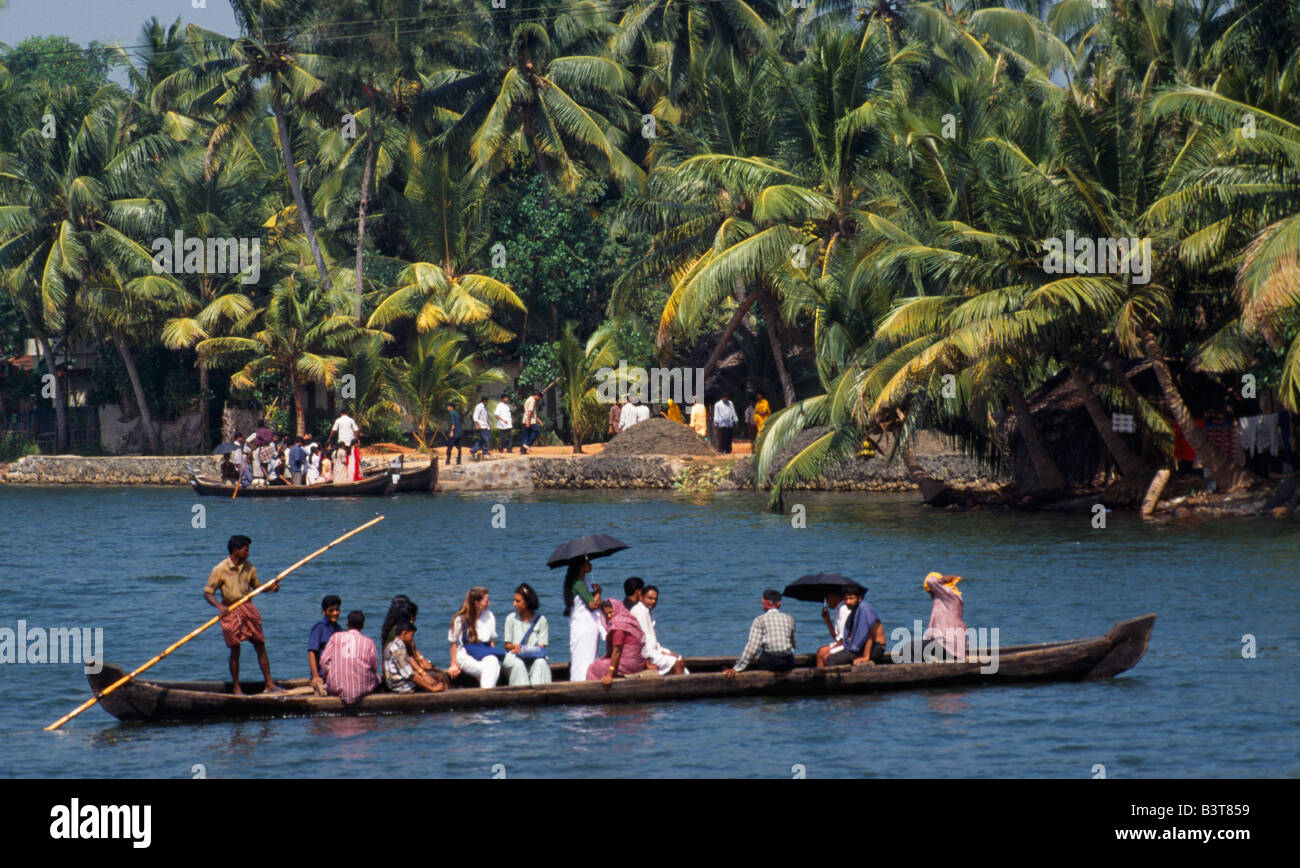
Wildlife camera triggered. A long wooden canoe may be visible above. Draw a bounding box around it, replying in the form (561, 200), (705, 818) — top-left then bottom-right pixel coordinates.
(189, 472), (394, 497)
(85, 614), (1154, 723)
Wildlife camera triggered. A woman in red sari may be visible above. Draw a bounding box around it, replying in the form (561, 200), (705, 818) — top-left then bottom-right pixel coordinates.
(348, 439), (363, 481)
(586, 599), (654, 685)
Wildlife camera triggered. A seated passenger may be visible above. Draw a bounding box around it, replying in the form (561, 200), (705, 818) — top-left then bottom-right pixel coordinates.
(631, 584), (686, 675)
(587, 599), (656, 685)
(923, 571), (967, 660)
(502, 583), (552, 687)
(320, 610), (379, 703)
(447, 586), (503, 688)
(308, 594), (342, 691)
(819, 584), (885, 667)
(723, 590), (797, 678)
(815, 583), (859, 667)
(382, 623), (446, 693)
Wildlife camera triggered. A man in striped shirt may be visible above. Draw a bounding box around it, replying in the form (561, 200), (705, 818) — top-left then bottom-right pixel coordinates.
(320, 610), (379, 704)
(724, 590), (797, 677)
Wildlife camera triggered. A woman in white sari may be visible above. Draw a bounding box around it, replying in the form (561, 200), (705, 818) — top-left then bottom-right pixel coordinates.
(562, 558), (606, 681)
(305, 445), (321, 485)
(332, 444), (350, 484)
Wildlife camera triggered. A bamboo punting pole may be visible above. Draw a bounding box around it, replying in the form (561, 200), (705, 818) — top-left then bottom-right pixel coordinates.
(45, 515), (386, 731)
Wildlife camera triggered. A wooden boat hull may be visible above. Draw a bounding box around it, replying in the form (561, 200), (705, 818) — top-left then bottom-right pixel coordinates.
(86, 614), (1154, 723)
(392, 460), (437, 493)
(189, 473), (393, 497)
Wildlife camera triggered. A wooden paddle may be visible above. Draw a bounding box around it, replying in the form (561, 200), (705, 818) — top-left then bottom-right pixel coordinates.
(45, 515), (386, 731)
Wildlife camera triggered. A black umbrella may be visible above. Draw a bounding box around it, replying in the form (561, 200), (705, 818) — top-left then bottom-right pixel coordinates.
(546, 534), (629, 569)
(212, 442), (241, 455)
(782, 573), (866, 603)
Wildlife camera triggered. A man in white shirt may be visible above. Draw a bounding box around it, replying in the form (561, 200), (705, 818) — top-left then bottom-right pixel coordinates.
(494, 396), (514, 453)
(713, 393), (738, 453)
(330, 411), (360, 448)
(619, 396), (650, 430)
(470, 397), (491, 460)
(521, 391), (541, 453)
(816, 584), (859, 666)
(628, 581), (686, 675)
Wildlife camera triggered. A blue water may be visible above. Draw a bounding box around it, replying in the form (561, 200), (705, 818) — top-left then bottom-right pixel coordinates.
(0, 487), (1296, 778)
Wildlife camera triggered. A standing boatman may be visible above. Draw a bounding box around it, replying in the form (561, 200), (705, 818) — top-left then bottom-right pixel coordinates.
(203, 534), (284, 695)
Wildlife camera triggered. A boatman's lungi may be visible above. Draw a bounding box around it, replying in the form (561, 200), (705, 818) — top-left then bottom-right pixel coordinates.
(220, 603), (266, 647)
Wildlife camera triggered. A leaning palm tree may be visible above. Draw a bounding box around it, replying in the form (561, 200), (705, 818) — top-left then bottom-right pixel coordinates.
(196, 261), (367, 435)
(554, 320), (619, 453)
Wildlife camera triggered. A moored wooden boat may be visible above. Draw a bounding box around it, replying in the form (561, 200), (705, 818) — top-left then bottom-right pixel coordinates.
(391, 458), (438, 493)
(189, 472), (394, 497)
(86, 614), (1154, 723)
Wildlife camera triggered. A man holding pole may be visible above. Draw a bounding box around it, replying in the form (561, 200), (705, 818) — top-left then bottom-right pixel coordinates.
(204, 534), (284, 695)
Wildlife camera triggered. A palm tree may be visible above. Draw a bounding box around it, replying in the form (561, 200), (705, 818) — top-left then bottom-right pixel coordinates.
(367, 136), (526, 339)
(392, 329), (507, 450)
(154, 0), (336, 290)
(195, 259), (366, 435)
(554, 319), (619, 452)
(0, 83), (177, 452)
(434, 0), (645, 193)
(156, 141), (278, 448)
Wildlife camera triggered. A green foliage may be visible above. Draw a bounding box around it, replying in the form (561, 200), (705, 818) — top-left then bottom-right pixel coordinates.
(3, 36), (115, 93)
(488, 174), (642, 338)
(0, 431), (40, 462)
(88, 345), (200, 419)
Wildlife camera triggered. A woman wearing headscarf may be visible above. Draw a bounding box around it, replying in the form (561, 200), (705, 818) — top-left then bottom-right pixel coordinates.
(752, 393), (771, 439)
(587, 599), (654, 685)
(923, 572), (967, 660)
(661, 398), (684, 424)
(562, 558), (606, 682)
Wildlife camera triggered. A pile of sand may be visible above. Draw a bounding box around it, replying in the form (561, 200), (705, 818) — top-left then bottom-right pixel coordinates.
(602, 417), (717, 456)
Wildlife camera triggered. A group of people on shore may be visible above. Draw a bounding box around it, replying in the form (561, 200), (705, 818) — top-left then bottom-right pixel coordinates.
(218, 412), (367, 487)
(203, 537), (967, 701)
(606, 393), (771, 455)
(445, 392), (544, 464)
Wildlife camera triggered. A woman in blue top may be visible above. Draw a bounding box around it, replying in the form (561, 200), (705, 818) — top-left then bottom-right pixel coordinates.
(502, 583), (551, 686)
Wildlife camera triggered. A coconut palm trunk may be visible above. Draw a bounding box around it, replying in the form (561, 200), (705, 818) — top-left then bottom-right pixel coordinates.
(272, 91), (332, 289)
(759, 291), (796, 405)
(354, 91), (376, 323)
(199, 365), (211, 452)
(1141, 331), (1243, 492)
(35, 333), (68, 453)
(113, 335), (164, 454)
(901, 440), (953, 505)
(1068, 364), (1147, 479)
(1006, 382), (1066, 491)
(701, 289), (760, 384)
(292, 375), (308, 437)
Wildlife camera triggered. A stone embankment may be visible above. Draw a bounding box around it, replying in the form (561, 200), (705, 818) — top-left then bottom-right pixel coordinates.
(529, 455), (687, 489)
(1, 455), (219, 485)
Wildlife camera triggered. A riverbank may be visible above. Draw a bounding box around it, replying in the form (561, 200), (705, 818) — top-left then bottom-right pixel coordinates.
(4, 449), (1295, 519)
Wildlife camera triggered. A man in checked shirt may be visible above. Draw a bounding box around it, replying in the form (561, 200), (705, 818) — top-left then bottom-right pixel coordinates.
(723, 589), (797, 677)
